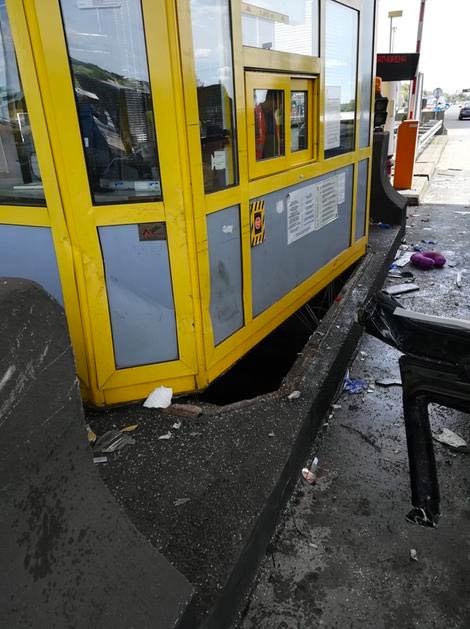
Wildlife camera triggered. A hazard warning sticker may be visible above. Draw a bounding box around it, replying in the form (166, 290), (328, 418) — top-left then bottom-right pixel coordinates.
(250, 199), (265, 247)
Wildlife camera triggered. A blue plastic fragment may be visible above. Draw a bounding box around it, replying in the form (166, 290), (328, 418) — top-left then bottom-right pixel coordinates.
(420, 239), (437, 245)
(343, 377), (368, 395)
(413, 245), (423, 252)
(378, 223), (392, 229)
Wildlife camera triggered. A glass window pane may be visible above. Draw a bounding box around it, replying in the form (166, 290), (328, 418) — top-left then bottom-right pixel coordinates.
(291, 91), (307, 152)
(190, 0), (238, 194)
(241, 0), (319, 57)
(255, 89), (284, 160)
(0, 4), (45, 206)
(59, 0), (161, 205)
(324, 0), (358, 159)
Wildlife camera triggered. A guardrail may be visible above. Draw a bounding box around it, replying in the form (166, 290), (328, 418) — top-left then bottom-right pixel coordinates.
(416, 119), (443, 156)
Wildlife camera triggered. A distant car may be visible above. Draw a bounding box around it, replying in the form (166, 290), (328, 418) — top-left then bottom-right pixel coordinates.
(459, 103), (470, 120)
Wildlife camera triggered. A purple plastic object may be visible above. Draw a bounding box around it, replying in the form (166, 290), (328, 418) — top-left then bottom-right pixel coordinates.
(422, 251), (446, 267)
(410, 253), (435, 270)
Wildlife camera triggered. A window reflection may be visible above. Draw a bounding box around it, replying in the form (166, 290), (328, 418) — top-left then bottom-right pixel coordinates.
(0, 2), (44, 206)
(254, 89), (284, 160)
(241, 0), (319, 57)
(60, 0), (161, 204)
(324, 0), (358, 159)
(291, 91), (307, 152)
(190, 0), (237, 194)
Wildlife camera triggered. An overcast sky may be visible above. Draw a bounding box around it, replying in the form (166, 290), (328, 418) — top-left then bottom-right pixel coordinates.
(377, 0), (469, 93)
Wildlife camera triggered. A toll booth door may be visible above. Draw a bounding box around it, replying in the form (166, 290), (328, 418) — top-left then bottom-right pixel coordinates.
(29, 0), (198, 404)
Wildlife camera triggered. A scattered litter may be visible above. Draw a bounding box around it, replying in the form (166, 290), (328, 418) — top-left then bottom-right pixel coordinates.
(163, 403), (203, 417)
(158, 431), (172, 440)
(343, 376), (368, 394)
(143, 385), (172, 409)
(413, 245), (423, 252)
(412, 251), (446, 270)
(302, 456), (319, 485)
(94, 430), (135, 453)
(448, 261), (457, 268)
(394, 252), (413, 267)
(360, 351), (368, 358)
(456, 272), (463, 289)
(454, 211), (470, 215)
(432, 428), (467, 450)
(268, 431), (275, 437)
(288, 390), (301, 400)
(86, 424), (97, 443)
(332, 403), (342, 410)
(420, 217), (430, 222)
(174, 498), (190, 506)
(93, 456), (108, 464)
(309, 543), (318, 549)
(421, 239), (437, 245)
(389, 270), (414, 280)
(121, 424), (138, 433)
(375, 378), (402, 388)
(410, 548), (418, 562)
(383, 283), (419, 296)
(190, 431), (201, 437)
(172, 421), (182, 430)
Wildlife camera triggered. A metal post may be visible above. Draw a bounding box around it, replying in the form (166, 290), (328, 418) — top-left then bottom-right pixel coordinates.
(409, 0), (427, 119)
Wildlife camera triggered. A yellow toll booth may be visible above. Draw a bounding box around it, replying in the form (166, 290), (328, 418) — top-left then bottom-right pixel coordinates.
(0, 0), (376, 405)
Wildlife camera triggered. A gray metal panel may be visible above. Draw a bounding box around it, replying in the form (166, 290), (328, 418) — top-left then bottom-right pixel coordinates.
(98, 224), (178, 368)
(0, 224), (63, 304)
(251, 165), (353, 317)
(359, 0), (376, 148)
(207, 205), (244, 345)
(356, 159), (369, 240)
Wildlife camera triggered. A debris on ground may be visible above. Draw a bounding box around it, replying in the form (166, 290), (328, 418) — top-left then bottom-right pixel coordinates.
(394, 252), (413, 268)
(93, 456), (108, 464)
(172, 420), (182, 430)
(432, 428), (467, 450)
(456, 272), (463, 289)
(143, 385), (173, 409)
(287, 390), (301, 400)
(375, 378), (402, 388)
(162, 403), (203, 417)
(302, 456), (319, 485)
(121, 424), (138, 432)
(86, 424), (97, 443)
(343, 376), (368, 394)
(268, 432), (275, 437)
(94, 430), (136, 453)
(332, 403), (342, 410)
(383, 283), (419, 296)
(158, 431), (172, 440)
(174, 498), (190, 506)
(410, 251), (446, 269)
(421, 239), (437, 245)
(410, 548), (418, 562)
(388, 270), (414, 280)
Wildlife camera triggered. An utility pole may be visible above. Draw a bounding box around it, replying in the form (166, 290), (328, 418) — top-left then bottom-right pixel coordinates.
(408, 0), (427, 119)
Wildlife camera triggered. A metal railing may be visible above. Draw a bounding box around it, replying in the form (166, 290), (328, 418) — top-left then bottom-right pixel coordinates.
(416, 119), (443, 156)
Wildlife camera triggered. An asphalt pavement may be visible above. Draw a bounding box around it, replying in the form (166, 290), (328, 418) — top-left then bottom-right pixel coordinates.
(240, 109), (470, 629)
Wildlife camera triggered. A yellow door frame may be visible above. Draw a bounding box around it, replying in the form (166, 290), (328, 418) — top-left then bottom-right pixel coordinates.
(5, 0), (88, 389)
(22, 0), (199, 404)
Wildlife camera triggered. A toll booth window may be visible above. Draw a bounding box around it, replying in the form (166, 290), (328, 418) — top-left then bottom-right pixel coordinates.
(59, 0), (161, 205)
(291, 91), (307, 152)
(0, 4), (45, 206)
(241, 0), (319, 57)
(254, 89), (284, 160)
(190, 0), (238, 194)
(324, 0), (358, 159)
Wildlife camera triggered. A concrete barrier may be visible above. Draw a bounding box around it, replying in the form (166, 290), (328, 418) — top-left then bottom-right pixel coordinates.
(0, 278), (194, 628)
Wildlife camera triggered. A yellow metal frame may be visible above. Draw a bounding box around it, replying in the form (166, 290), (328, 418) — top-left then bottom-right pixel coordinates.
(20, 0), (199, 404)
(1, 0), (376, 405)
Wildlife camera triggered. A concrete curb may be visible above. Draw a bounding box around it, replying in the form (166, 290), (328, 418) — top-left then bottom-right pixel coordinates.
(400, 135), (448, 205)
